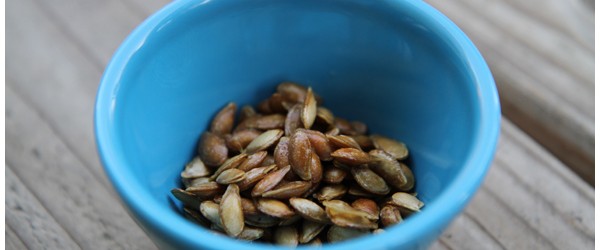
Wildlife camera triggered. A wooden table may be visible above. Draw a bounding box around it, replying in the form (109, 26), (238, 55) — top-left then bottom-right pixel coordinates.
(6, 0), (594, 249)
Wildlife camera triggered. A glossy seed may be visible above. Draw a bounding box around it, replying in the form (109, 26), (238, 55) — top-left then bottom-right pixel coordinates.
(373, 228), (385, 234)
(210, 153), (248, 179)
(299, 220), (327, 243)
(331, 148), (371, 166)
(327, 134), (362, 150)
(261, 181), (312, 199)
(351, 199), (379, 220)
(200, 200), (223, 228)
(301, 87), (317, 129)
(268, 93), (287, 113)
(308, 151), (323, 183)
(241, 198), (259, 216)
(216, 169), (246, 184)
(237, 164), (277, 191)
(370, 135), (409, 160)
(251, 165), (290, 197)
(185, 182), (224, 199)
(277, 82), (308, 104)
(274, 226), (299, 246)
(257, 99), (273, 114)
(327, 226), (369, 242)
(368, 149), (409, 190)
(288, 130), (313, 181)
(315, 107), (335, 127)
(225, 129), (262, 152)
(239, 105), (257, 122)
(239, 114), (286, 131)
(350, 165), (390, 195)
(323, 166), (348, 184)
(278, 214), (302, 226)
(314, 184), (348, 201)
(398, 163), (415, 191)
(300, 128), (332, 161)
(307, 238), (323, 246)
(334, 118), (357, 135)
(183, 207), (210, 227)
(185, 177), (211, 188)
(388, 192), (424, 213)
(171, 188), (201, 209)
(245, 129), (284, 154)
(323, 200), (378, 229)
(237, 151), (268, 172)
(380, 205), (403, 227)
(219, 184), (244, 237)
(237, 226), (265, 241)
(351, 135), (374, 151)
(262, 155), (276, 166)
(198, 132), (228, 167)
(349, 121), (367, 135)
(256, 198), (296, 219)
(325, 127), (340, 136)
(245, 213), (280, 228)
(274, 137), (290, 169)
(289, 198), (330, 223)
(210, 102), (237, 135)
(181, 156), (211, 179)
(347, 183), (377, 198)
(285, 104), (302, 136)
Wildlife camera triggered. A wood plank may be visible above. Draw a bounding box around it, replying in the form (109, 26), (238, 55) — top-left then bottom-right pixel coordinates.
(5, 166), (81, 250)
(424, 0), (594, 185)
(429, 239), (451, 250)
(6, 85), (156, 249)
(6, 224), (28, 250)
(439, 212), (504, 250)
(122, 0), (170, 21)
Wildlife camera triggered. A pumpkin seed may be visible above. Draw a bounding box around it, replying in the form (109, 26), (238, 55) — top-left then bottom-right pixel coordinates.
(301, 87), (317, 129)
(288, 130), (313, 181)
(237, 226), (264, 241)
(262, 155), (276, 166)
(351, 199), (379, 220)
(325, 127), (340, 136)
(239, 105), (257, 122)
(370, 135), (409, 160)
(261, 181), (312, 199)
(289, 198), (330, 224)
(351, 135), (374, 151)
(299, 220), (327, 243)
(185, 177), (211, 188)
(380, 205), (402, 227)
(274, 226), (299, 246)
(350, 121), (368, 135)
(308, 151), (323, 183)
(368, 149), (409, 190)
(274, 137), (290, 169)
(251, 165), (290, 197)
(238, 114), (286, 131)
(210, 153), (248, 180)
(334, 118), (357, 135)
(278, 214), (302, 226)
(327, 226), (369, 243)
(186, 182), (224, 199)
(237, 164), (277, 191)
(171, 188), (201, 209)
(388, 192), (424, 213)
(268, 93), (287, 114)
(200, 200), (222, 228)
(323, 200), (378, 229)
(210, 102), (236, 135)
(277, 82), (308, 104)
(198, 132), (228, 167)
(237, 151), (268, 172)
(331, 148), (371, 166)
(245, 129), (283, 154)
(323, 166), (348, 184)
(300, 128), (332, 161)
(316, 107), (335, 127)
(225, 129), (262, 152)
(257, 99), (273, 114)
(350, 165), (390, 195)
(216, 168), (246, 184)
(314, 184), (348, 201)
(245, 213), (280, 228)
(307, 237), (323, 246)
(285, 104), (302, 136)
(241, 197), (259, 216)
(181, 156), (211, 179)
(219, 184), (244, 237)
(347, 183), (377, 198)
(373, 228), (385, 234)
(256, 198), (296, 219)
(183, 207), (210, 227)
(327, 134), (362, 150)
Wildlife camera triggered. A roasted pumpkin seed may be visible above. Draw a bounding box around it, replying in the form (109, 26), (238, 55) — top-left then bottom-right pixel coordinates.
(245, 129), (283, 154)
(288, 130), (313, 181)
(380, 205), (402, 227)
(210, 102), (237, 135)
(219, 184), (244, 237)
(171, 188), (201, 209)
(331, 148), (371, 166)
(289, 197), (329, 223)
(323, 200), (378, 229)
(301, 87), (317, 129)
(216, 168), (246, 185)
(370, 135), (409, 160)
(181, 156), (211, 179)
(261, 181), (312, 199)
(284, 104), (302, 136)
(299, 220), (327, 243)
(274, 226), (299, 246)
(251, 165), (290, 197)
(198, 132), (228, 167)
(327, 226), (369, 243)
(350, 165), (390, 195)
(256, 198), (296, 219)
(237, 151), (268, 172)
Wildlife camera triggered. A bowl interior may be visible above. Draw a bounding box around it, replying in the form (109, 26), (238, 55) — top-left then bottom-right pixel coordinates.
(98, 0), (496, 249)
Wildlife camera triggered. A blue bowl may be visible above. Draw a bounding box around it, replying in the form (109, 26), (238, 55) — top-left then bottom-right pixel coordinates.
(95, 0), (500, 249)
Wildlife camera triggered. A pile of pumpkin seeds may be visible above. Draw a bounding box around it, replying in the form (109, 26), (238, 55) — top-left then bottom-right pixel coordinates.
(172, 82), (424, 246)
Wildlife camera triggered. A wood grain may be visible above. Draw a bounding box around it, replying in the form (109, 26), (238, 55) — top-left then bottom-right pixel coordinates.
(6, 224), (28, 250)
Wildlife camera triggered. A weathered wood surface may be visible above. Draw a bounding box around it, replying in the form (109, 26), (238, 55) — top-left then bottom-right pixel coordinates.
(5, 0), (594, 249)
(425, 0), (595, 185)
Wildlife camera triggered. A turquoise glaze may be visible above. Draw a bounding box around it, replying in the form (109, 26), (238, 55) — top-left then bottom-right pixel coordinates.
(95, 0), (500, 249)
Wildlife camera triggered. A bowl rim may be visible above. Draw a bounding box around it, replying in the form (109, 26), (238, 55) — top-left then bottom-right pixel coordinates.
(95, 0), (501, 249)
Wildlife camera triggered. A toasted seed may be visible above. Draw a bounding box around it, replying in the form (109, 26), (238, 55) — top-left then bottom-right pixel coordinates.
(288, 130), (313, 181)
(278, 214), (302, 226)
(200, 200), (222, 228)
(239, 105), (257, 122)
(332, 160), (352, 170)
(268, 93), (287, 113)
(262, 155), (275, 166)
(237, 151), (268, 172)
(183, 207), (210, 227)
(301, 87), (317, 129)
(314, 184), (348, 201)
(289, 198), (330, 223)
(398, 163), (415, 191)
(186, 182), (224, 199)
(327, 134), (362, 150)
(251, 165), (291, 197)
(388, 192), (424, 213)
(347, 183), (377, 198)
(368, 149), (410, 190)
(327, 226), (369, 242)
(238, 164), (277, 191)
(211, 153), (248, 179)
(225, 129), (262, 152)
(373, 228), (385, 234)
(198, 132), (228, 167)
(277, 82), (308, 104)
(309, 151), (323, 183)
(334, 118), (357, 135)
(245, 129), (284, 154)
(300, 129), (332, 161)
(380, 205), (403, 227)
(219, 184), (244, 237)
(257, 99), (273, 114)
(274, 137), (290, 169)
(299, 220), (327, 243)
(216, 169), (246, 184)
(183, 176), (211, 189)
(241, 197), (259, 216)
(285, 104), (302, 136)
(351, 135), (374, 151)
(274, 226), (299, 246)
(256, 198), (296, 219)
(209, 223), (226, 234)
(350, 121), (368, 135)
(325, 127), (340, 136)
(350, 165), (390, 195)
(262, 181), (312, 199)
(239, 114), (286, 131)
(210, 102), (237, 135)
(370, 135), (409, 160)
(315, 107), (335, 127)
(323, 200), (378, 229)
(351, 199), (379, 220)
(331, 148), (371, 166)
(237, 226), (265, 241)
(307, 238), (323, 246)
(181, 156), (211, 179)
(171, 188), (201, 209)
(245, 213), (280, 228)
(323, 166), (348, 184)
